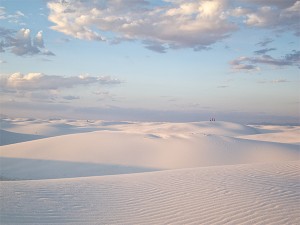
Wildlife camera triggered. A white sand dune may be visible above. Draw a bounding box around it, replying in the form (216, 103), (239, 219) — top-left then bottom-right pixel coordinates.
(1, 161), (299, 225)
(0, 118), (103, 138)
(1, 128), (299, 180)
(238, 125), (300, 144)
(0, 118), (299, 224)
(1, 118), (260, 139)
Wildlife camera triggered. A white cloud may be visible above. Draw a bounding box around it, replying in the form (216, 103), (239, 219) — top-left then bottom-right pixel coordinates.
(230, 7), (251, 17)
(33, 31), (44, 48)
(46, 0), (299, 52)
(232, 0), (300, 35)
(47, 0), (237, 51)
(0, 7), (5, 19)
(0, 27), (55, 56)
(15, 11), (25, 17)
(0, 72), (122, 104)
(0, 7), (26, 24)
(0, 72), (122, 92)
(244, 6), (277, 27)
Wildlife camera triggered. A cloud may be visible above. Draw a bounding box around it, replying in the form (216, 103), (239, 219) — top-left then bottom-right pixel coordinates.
(1, 72), (122, 104)
(230, 50), (300, 71)
(58, 37), (71, 43)
(272, 79), (289, 83)
(93, 91), (110, 96)
(250, 55), (289, 66)
(257, 79), (289, 84)
(47, 0), (237, 52)
(256, 38), (273, 47)
(33, 31), (44, 48)
(29, 90), (59, 102)
(92, 90), (119, 101)
(0, 7), (25, 24)
(0, 7), (6, 19)
(252, 51), (300, 66)
(285, 50), (300, 63)
(230, 56), (260, 72)
(0, 27), (55, 56)
(217, 85), (229, 88)
(46, 0), (299, 52)
(15, 11), (25, 17)
(254, 48), (276, 55)
(232, 0), (300, 35)
(144, 42), (167, 53)
(62, 95), (80, 100)
(0, 72), (122, 92)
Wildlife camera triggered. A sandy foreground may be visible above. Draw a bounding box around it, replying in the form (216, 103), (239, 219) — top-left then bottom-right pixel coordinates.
(0, 118), (299, 224)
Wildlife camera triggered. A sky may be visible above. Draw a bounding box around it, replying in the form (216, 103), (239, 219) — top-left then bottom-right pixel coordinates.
(0, 0), (299, 124)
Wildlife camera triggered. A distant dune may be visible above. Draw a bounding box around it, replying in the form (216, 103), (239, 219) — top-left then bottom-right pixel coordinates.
(0, 118), (299, 224)
(238, 125), (300, 144)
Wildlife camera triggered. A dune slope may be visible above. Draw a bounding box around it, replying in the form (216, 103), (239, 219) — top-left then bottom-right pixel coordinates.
(1, 129), (299, 180)
(0, 130), (45, 146)
(1, 161), (299, 225)
(238, 125), (300, 144)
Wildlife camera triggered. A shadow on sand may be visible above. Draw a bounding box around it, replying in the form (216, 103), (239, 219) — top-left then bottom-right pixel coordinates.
(0, 157), (160, 180)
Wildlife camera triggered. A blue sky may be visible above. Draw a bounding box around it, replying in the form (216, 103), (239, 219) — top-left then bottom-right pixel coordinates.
(0, 0), (299, 124)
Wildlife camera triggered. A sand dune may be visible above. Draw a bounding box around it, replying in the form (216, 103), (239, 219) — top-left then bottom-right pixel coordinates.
(0, 118), (299, 224)
(1, 127), (299, 180)
(1, 118), (261, 139)
(238, 125), (300, 144)
(1, 161), (299, 225)
(0, 118), (103, 138)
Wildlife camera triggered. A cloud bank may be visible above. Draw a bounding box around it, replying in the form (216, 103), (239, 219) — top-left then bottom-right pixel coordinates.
(47, 0), (300, 52)
(0, 72), (122, 91)
(0, 72), (122, 103)
(47, 0), (237, 51)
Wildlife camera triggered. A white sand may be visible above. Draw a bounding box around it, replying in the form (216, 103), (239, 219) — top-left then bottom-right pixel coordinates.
(0, 129), (45, 146)
(1, 161), (299, 225)
(238, 125), (300, 144)
(0, 118), (299, 224)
